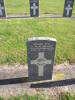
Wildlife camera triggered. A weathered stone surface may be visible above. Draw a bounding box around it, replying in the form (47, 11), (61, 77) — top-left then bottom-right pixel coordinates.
(29, 0), (39, 17)
(0, 0), (6, 17)
(27, 37), (56, 81)
(63, 0), (74, 17)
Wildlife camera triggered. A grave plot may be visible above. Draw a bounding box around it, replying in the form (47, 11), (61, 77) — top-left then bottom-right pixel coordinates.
(0, 63), (75, 99)
(27, 37), (56, 81)
(63, 0), (74, 17)
(29, 0), (39, 17)
(5, 0), (29, 16)
(40, 0), (75, 17)
(3, 0), (75, 18)
(39, 0), (65, 16)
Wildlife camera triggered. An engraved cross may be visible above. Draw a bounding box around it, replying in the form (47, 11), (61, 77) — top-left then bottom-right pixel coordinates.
(31, 3), (38, 15)
(31, 52), (52, 76)
(65, 4), (72, 16)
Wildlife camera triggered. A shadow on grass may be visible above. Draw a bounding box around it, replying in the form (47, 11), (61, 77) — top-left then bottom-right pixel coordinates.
(2, 15), (75, 19)
(0, 77), (75, 88)
(31, 78), (75, 88)
(0, 77), (29, 85)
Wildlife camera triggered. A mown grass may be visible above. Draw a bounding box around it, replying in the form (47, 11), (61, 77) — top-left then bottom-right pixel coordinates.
(0, 93), (75, 100)
(0, 94), (44, 100)
(0, 18), (75, 64)
(59, 92), (75, 100)
(5, 0), (29, 16)
(5, 0), (75, 16)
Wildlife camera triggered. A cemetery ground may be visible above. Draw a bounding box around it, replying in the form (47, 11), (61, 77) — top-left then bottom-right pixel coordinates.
(0, 0), (75, 99)
(0, 18), (75, 64)
(0, 18), (75, 99)
(0, 63), (75, 99)
(5, 0), (75, 16)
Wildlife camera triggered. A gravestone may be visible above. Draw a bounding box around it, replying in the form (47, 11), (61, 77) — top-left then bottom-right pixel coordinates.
(0, 0), (6, 17)
(27, 37), (56, 81)
(29, 0), (39, 17)
(63, 0), (74, 17)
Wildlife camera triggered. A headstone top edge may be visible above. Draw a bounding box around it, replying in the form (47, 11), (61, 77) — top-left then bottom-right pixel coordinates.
(27, 37), (56, 42)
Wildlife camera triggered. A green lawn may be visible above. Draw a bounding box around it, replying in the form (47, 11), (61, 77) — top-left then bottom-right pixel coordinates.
(5, 0), (75, 16)
(0, 0), (75, 65)
(0, 94), (44, 100)
(5, 0), (29, 16)
(0, 18), (75, 64)
(0, 93), (75, 100)
(0, 0), (75, 99)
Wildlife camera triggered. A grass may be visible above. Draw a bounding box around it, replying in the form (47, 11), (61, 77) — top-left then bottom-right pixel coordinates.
(5, 0), (75, 16)
(59, 92), (75, 100)
(0, 18), (75, 64)
(0, 0), (75, 64)
(0, 94), (44, 100)
(9, 94), (44, 100)
(0, 93), (75, 100)
(5, 0), (29, 16)
(0, 1), (75, 100)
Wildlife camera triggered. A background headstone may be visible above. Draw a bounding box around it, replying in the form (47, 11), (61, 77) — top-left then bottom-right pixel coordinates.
(0, 0), (6, 17)
(27, 37), (56, 81)
(29, 0), (39, 17)
(63, 0), (74, 17)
